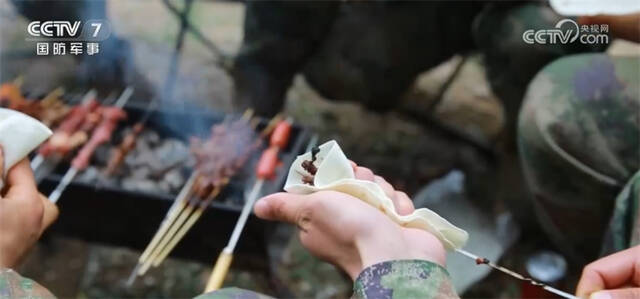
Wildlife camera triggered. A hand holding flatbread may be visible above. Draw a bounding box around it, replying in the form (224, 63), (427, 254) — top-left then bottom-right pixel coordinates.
(0, 108), (52, 188)
(284, 140), (468, 250)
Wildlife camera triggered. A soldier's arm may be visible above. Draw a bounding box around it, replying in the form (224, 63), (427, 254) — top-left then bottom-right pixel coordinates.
(197, 260), (457, 299)
(353, 259), (457, 299)
(252, 163), (458, 298)
(0, 268), (56, 298)
(0, 150), (59, 297)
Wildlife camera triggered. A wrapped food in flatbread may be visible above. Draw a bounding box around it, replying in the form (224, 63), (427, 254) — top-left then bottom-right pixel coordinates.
(284, 140), (468, 250)
(0, 108), (52, 188)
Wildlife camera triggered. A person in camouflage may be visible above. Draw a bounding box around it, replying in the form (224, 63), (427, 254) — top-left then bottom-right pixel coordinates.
(200, 261), (456, 299)
(0, 154), (58, 298)
(2, 7), (639, 299)
(234, 1), (603, 235)
(197, 163), (459, 299)
(518, 53), (640, 263)
(1, 160), (460, 299)
(198, 52), (640, 298)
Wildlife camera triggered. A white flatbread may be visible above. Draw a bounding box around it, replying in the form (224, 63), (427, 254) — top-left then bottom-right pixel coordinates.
(284, 140), (468, 250)
(0, 108), (52, 188)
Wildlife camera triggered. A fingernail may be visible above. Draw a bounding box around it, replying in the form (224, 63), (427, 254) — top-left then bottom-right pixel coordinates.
(590, 291), (611, 299)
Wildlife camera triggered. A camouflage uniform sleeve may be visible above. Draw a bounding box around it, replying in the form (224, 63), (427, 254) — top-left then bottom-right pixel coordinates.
(353, 260), (458, 299)
(195, 287), (275, 299)
(602, 170), (640, 255)
(0, 268), (56, 298)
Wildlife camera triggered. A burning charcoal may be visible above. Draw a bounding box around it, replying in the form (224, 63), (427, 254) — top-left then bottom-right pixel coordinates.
(126, 145), (153, 168)
(158, 181), (171, 193)
(151, 140), (189, 172)
(185, 155), (196, 168)
(96, 176), (118, 188)
(93, 144), (111, 165)
(77, 166), (100, 182)
(163, 169), (185, 191)
(142, 130), (160, 146)
(122, 178), (158, 193)
(131, 166), (151, 179)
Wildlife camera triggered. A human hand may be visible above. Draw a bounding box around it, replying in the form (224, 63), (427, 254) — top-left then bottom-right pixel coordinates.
(578, 13), (640, 43)
(254, 163), (446, 280)
(576, 246), (640, 299)
(0, 147), (59, 268)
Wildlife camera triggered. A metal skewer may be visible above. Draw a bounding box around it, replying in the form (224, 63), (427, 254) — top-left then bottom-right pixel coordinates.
(128, 110), (259, 284)
(126, 171), (198, 286)
(152, 115), (282, 267)
(455, 248), (579, 299)
(31, 89), (98, 171)
(204, 119), (292, 292)
(48, 87), (133, 203)
(150, 183), (227, 267)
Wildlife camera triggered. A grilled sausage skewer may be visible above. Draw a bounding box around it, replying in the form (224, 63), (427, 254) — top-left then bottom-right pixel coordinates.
(31, 90), (98, 171)
(48, 88), (133, 203)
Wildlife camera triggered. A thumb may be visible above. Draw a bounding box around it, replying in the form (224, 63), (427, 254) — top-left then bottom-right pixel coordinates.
(590, 288), (640, 299)
(254, 192), (309, 225)
(39, 193), (59, 233)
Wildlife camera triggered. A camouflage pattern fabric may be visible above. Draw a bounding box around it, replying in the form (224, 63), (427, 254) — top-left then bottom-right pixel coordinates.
(2, 259), (456, 299)
(602, 171), (640, 255)
(474, 2), (604, 145)
(353, 260), (457, 299)
(197, 260), (457, 299)
(518, 53), (639, 262)
(0, 268), (56, 299)
(196, 287), (275, 299)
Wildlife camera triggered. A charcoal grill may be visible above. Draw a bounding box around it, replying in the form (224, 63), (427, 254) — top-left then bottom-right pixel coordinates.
(36, 101), (311, 269)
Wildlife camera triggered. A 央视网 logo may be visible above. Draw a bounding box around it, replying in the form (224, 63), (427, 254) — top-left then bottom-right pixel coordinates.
(522, 19), (609, 45)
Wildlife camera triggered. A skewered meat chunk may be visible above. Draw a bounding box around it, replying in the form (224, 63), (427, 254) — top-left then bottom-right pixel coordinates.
(301, 160), (317, 175)
(0, 83), (24, 108)
(190, 117), (257, 198)
(300, 146), (320, 185)
(0, 84), (70, 125)
(105, 123), (144, 175)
